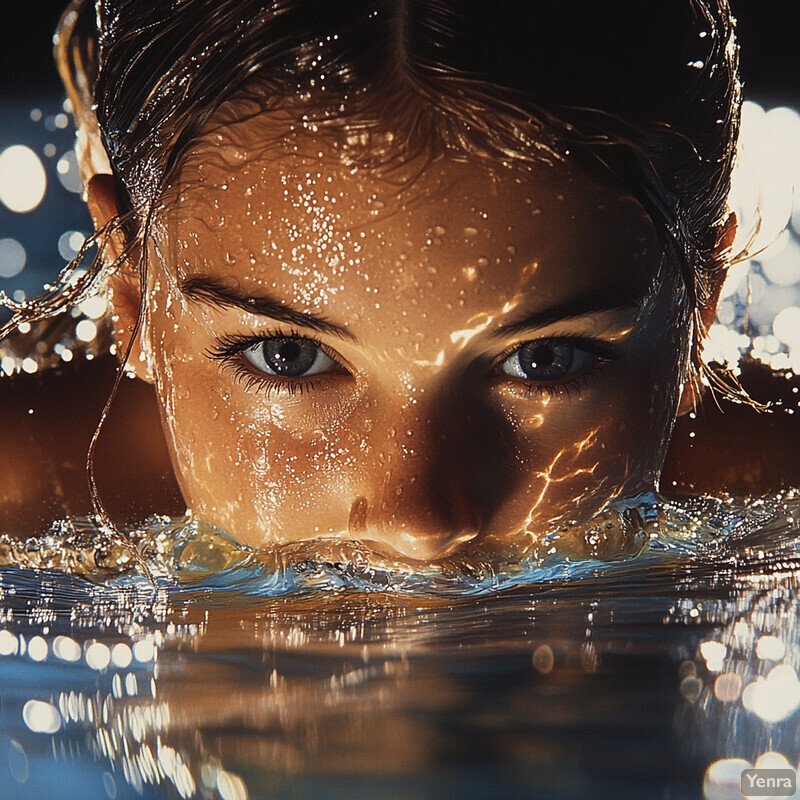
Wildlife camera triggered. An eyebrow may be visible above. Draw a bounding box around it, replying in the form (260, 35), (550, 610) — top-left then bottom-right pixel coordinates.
(179, 275), (357, 342)
(181, 275), (646, 345)
(493, 288), (646, 338)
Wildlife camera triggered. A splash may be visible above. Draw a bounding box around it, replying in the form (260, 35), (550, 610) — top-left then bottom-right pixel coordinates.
(2, 491), (799, 599)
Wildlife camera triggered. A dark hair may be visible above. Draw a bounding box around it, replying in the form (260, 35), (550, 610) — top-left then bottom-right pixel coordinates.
(4, 0), (740, 368)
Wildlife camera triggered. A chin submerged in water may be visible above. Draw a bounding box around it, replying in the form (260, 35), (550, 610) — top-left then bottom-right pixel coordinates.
(0, 0), (749, 569)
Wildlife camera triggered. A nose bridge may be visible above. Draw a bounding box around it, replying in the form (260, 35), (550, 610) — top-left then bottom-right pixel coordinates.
(372, 393), (445, 518)
(359, 379), (513, 554)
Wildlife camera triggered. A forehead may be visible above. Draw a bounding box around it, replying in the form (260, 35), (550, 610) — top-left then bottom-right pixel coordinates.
(157, 116), (661, 326)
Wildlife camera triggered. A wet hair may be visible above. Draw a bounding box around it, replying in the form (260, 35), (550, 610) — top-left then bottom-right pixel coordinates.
(3, 0), (740, 370)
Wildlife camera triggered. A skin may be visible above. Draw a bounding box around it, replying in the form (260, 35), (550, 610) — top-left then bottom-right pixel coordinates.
(92, 112), (712, 563)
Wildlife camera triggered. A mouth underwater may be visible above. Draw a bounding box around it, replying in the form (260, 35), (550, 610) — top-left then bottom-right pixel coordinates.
(3, 490), (799, 598)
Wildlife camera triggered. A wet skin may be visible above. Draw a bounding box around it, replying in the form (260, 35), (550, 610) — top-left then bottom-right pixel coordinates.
(113, 117), (691, 561)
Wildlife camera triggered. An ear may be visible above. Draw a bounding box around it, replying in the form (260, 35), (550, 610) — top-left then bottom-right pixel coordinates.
(86, 174), (154, 383)
(676, 212), (738, 416)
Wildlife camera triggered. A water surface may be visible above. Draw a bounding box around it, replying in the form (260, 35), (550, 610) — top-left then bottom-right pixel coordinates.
(1, 492), (800, 799)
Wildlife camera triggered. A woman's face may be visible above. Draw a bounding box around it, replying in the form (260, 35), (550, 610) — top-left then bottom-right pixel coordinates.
(129, 115), (689, 561)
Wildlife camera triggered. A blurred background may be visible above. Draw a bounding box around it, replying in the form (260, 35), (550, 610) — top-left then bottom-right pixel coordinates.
(1, 0), (799, 373)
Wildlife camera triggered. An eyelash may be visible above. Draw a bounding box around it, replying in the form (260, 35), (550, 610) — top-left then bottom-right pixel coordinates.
(206, 328), (340, 398)
(492, 336), (620, 399)
(515, 369), (599, 399)
(207, 331), (620, 400)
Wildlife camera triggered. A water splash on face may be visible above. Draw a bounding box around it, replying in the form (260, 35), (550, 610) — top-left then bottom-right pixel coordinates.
(3, 491), (799, 599)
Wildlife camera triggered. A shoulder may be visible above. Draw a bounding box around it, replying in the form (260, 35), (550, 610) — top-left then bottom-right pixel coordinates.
(663, 358), (800, 496)
(0, 355), (182, 534)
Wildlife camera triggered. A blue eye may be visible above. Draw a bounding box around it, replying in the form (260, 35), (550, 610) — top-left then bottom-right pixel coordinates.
(500, 339), (591, 382)
(242, 336), (338, 378)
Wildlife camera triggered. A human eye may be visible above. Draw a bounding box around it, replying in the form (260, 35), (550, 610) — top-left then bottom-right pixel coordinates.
(241, 335), (339, 377)
(207, 330), (348, 396)
(496, 337), (618, 397)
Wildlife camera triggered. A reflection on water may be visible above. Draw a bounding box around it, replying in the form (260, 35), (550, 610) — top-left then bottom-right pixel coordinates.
(0, 493), (800, 799)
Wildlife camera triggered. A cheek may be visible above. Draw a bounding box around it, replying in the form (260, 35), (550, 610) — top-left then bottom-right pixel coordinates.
(502, 406), (629, 526)
(152, 339), (363, 538)
(494, 345), (683, 524)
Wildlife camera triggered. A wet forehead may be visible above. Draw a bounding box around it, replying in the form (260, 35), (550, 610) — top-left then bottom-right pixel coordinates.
(158, 127), (662, 330)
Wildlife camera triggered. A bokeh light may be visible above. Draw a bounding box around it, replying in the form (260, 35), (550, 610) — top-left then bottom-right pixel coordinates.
(52, 635), (81, 662)
(75, 318), (97, 343)
(742, 663), (800, 723)
(216, 770), (248, 800)
(755, 634), (787, 661)
(111, 642), (132, 669)
(57, 229), (85, 261)
(700, 640), (727, 673)
(0, 144), (47, 213)
(773, 307), (800, 349)
(55, 149), (81, 194)
(0, 629), (19, 656)
(703, 758), (752, 800)
(133, 639), (156, 663)
(85, 641), (111, 671)
(0, 237), (26, 278)
(711, 101), (800, 372)
(27, 636), (48, 662)
(22, 699), (62, 735)
(78, 293), (107, 320)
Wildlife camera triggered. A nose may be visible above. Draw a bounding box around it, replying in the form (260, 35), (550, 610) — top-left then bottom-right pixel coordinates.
(353, 385), (512, 560)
